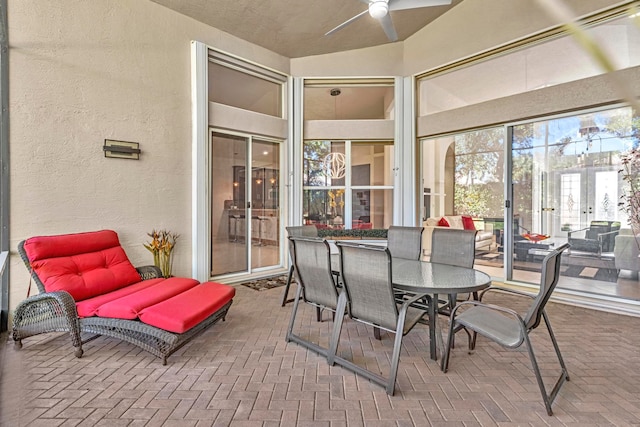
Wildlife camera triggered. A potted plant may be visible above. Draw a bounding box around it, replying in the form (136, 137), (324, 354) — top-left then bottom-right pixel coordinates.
(144, 229), (179, 278)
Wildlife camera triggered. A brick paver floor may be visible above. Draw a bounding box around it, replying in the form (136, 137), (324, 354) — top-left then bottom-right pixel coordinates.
(1, 283), (639, 426)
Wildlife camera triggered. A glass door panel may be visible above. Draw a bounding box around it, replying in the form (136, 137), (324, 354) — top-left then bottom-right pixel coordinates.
(420, 128), (504, 274)
(250, 139), (281, 270)
(210, 133), (282, 277)
(511, 107), (635, 291)
(211, 132), (249, 276)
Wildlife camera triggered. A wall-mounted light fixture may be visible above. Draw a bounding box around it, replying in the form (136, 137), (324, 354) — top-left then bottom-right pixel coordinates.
(103, 139), (141, 160)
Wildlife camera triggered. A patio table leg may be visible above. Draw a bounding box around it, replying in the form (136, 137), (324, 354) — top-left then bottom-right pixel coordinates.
(429, 293), (438, 360)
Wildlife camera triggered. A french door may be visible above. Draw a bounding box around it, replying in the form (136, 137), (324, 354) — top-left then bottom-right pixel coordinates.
(210, 130), (282, 277)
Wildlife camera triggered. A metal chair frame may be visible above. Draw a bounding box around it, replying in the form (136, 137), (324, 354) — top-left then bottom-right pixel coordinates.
(430, 228), (478, 313)
(386, 225), (424, 260)
(328, 242), (428, 395)
(281, 225), (318, 307)
(285, 236), (340, 357)
(442, 243), (570, 415)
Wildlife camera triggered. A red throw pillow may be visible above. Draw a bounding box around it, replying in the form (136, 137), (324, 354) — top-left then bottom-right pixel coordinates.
(461, 215), (476, 230)
(437, 217), (450, 227)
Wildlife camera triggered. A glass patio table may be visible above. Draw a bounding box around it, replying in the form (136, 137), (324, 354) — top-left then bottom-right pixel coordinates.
(391, 258), (492, 361)
(330, 252), (491, 361)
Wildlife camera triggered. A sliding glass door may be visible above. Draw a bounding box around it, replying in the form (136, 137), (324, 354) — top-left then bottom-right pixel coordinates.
(511, 107), (637, 296)
(421, 105), (640, 301)
(210, 131), (282, 278)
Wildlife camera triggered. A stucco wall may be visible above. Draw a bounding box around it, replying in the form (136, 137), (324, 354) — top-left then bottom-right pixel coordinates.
(7, 0), (288, 312)
(290, 43), (403, 77)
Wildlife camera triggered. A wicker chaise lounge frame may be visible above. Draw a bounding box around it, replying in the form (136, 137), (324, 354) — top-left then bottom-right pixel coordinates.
(13, 241), (233, 365)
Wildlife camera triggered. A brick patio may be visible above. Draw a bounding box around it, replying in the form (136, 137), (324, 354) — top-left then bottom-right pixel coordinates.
(1, 283), (639, 426)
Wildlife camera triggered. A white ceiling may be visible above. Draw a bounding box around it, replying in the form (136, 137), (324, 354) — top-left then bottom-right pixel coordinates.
(150, 0), (464, 58)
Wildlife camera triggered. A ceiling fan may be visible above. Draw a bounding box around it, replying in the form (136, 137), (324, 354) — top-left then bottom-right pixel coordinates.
(325, 0), (452, 42)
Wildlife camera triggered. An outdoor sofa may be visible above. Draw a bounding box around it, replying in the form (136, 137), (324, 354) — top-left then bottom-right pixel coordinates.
(422, 215), (493, 256)
(12, 229), (235, 364)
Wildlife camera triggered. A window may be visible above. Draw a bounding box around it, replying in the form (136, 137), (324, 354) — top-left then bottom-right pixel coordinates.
(417, 12), (640, 115)
(304, 79), (395, 120)
(208, 52), (285, 117)
(303, 140), (393, 229)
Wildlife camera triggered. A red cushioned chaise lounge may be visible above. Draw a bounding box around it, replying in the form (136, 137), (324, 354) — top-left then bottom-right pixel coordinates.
(12, 230), (235, 364)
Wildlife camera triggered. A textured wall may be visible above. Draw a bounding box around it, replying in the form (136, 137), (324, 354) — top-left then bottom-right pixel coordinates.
(7, 0), (288, 312)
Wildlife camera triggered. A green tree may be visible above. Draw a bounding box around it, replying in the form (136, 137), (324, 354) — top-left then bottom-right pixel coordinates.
(453, 128), (505, 217)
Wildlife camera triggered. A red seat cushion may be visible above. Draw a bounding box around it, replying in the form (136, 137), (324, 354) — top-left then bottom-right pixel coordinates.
(23, 230), (142, 301)
(461, 215), (476, 231)
(76, 278), (165, 317)
(437, 217), (450, 227)
(94, 277), (200, 319)
(139, 282), (236, 333)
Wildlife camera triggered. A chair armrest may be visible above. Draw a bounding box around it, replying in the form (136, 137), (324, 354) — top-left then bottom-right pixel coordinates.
(12, 290), (83, 355)
(567, 227), (589, 238)
(454, 299), (523, 321)
(398, 292), (431, 319)
(478, 286), (536, 301)
(13, 290), (79, 321)
(137, 265), (163, 280)
(597, 230), (620, 241)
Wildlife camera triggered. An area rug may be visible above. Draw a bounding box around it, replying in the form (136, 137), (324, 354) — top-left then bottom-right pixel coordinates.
(240, 275), (289, 291)
(562, 265), (618, 283)
(475, 252), (619, 283)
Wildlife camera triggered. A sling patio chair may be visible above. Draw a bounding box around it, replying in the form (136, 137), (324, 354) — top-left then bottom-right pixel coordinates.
(430, 228), (478, 311)
(281, 225), (319, 307)
(386, 225), (424, 260)
(442, 243), (570, 416)
(387, 225), (433, 338)
(285, 235), (341, 358)
(328, 241), (429, 395)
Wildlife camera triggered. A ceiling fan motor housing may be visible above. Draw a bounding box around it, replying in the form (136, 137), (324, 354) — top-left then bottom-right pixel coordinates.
(369, 0), (389, 19)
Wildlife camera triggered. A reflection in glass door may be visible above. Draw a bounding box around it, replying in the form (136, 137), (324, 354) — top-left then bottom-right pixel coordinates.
(511, 107), (635, 289)
(210, 131), (281, 277)
(249, 139), (281, 270)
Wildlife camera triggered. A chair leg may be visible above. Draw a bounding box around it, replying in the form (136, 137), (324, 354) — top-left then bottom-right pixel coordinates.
(327, 292), (348, 366)
(523, 333), (554, 416)
(281, 265), (295, 307)
(523, 316), (568, 416)
(386, 318), (406, 395)
(441, 316), (457, 373)
(374, 327), (382, 340)
(543, 311), (570, 381)
(469, 330), (477, 351)
(285, 284), (304, 342)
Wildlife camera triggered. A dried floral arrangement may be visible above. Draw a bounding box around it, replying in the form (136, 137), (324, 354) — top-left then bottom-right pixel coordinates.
(144, 229), (179, 278)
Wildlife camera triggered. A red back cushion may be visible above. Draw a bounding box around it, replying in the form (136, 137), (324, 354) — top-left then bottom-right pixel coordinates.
(461, 215), (476, 230)
(22, 230), (142, 301)
(437, 217), (450, 227)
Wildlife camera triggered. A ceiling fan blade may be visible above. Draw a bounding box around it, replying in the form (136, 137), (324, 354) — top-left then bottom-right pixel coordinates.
(379, 13), (398, 42)
(389, 0), (452, 11)
(325, 9), (369, 36)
